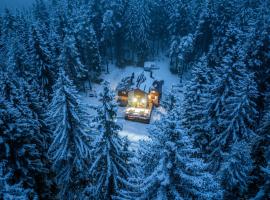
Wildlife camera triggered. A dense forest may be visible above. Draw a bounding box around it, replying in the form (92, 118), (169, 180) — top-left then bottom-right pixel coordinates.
(0, 0), (270, 199)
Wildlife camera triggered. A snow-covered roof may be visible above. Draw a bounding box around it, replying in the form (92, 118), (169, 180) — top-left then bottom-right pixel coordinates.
(144, 61), (156, 68)
(134, 71), (155, 93)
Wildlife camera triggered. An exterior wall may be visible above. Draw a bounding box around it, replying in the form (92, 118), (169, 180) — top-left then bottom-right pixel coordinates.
(127, 90), (148, 108)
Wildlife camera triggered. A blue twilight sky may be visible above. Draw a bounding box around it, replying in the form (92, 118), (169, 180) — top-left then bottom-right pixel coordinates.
(0, 0), (36, 14)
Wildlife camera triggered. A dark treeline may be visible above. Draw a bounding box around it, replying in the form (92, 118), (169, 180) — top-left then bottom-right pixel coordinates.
(0, 0), (270, 199)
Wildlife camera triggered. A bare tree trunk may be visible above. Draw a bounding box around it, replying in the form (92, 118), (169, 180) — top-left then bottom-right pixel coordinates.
(106, 58), (109, 74)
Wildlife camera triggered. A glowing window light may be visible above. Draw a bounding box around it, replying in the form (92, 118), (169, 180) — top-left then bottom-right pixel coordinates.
(133, 97), (138, 102)
(141, 98), (146, 104)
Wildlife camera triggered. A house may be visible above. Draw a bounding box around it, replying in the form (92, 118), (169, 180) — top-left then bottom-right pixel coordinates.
(116, 71), (163, 124)
(125, 88), (152, 124)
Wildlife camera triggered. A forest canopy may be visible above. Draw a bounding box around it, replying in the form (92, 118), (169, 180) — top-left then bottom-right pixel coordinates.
(0, 0), (270, 199)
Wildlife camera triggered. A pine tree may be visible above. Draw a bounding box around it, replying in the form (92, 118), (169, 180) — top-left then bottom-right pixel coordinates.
(219, 142), (253, 199)
(119, 109), (222, 200)
(207, 46), (258, 171)
(29, 25), (54, 98)
(20, 78), (53, 199)
(59, 29), (88, 88)
(47, 68), (92, 199)
(193, 2), (215, 55)
(1, 9), (16, 41)
(182, 56), (212, 155)
(33, 0), (50, 27)
(101, 9), (116, 62)
(85, 82), (130, 200)
(168, 0), (193, 37)
(73, 8), (102, 81)
(0, 162), (34, 200)
(3, 14), (30, 78)
(252, 89), (270, 199)
(125, 0), (150, 64)
(169, 34), (194, 77)
(148, 0), (170, 55)
(0, 73), (47, 197)
(89, 0), (108, 40)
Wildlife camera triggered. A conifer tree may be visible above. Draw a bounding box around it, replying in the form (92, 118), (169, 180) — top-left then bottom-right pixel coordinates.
(125, 0), (150, 64)
(74, 10), (101, 80)
(182, 56), (212, 155)
(29, 25), (54, 98)
(101, 9), (116, 62)
(47, 68), (92, 199)
(0, 162), (34, 200)
(252, 89), (270, 199)
(168, 0), (193, 37)
(207, 46), (258, 171)
(119, 110), (222, 200)
(85, 82), (130, 200)
(0, 73), (47, 197)
(59, 30), (88, 88)
(219, 142), (253, 199)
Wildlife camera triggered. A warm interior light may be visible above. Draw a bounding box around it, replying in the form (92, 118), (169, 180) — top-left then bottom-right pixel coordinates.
(133, 97), (138, 102)
(141, 98), (146, 104)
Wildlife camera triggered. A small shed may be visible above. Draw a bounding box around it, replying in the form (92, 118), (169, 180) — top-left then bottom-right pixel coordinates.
(116, 74), (135, 106)
(149, 80), (164, 106)
(144, 61), (159, 72)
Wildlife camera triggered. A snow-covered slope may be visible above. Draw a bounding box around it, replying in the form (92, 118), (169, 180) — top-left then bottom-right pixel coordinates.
(82, 56), (185, 146)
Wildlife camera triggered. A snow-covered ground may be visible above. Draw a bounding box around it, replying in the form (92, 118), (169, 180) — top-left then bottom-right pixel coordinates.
(82, 56), (187, 147)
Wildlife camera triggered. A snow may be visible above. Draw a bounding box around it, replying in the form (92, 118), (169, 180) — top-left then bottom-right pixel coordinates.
(82, 56), (186, 147)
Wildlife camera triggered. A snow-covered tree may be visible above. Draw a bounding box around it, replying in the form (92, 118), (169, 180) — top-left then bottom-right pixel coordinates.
(215, 77), (258, 148)
(58, 30), (88, 88)
(85, 82), (130, 199)
(182, 56), (212, 155)
(0, 162), (34, 200)
(125, 0), (150, 64)
(29, 25), (54, 97)
(47, 68), (92, 199)
(73, 9), (102, 81)
(101, 9), (116, 61)
(1, 14), (31, 78)
(0, 73), (49, 197)
(168, 0), (194, 37)
(162, 87), (182, 112)
(1, 9), (16, 41)
(169, 34), (194, 77)
(252, 88), (270, 199)
(148, 0), (171, 55)
(219, 142), (253, 199)
(119, 109), (222, 199)
(193, 2), (215, 56)
(207, 46), (259, 171)
(33, 0), (50, 26)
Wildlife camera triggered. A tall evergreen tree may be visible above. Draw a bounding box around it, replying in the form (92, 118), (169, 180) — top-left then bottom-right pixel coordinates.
(85, 83), (130, 200)
(0, 161), (34, 200)
(219, 142), (253, 199)
(47, 68), (92, 199)
(73, 8), (101, 81)
(168, 0), (193, 37)
(207, 46), (258, 171)
(59, 28), (88, 88)
(125, 0), (150, 64)
(119, 109), (222, 199)
(29, 25), (54, 98)
(182, 56), (212, 155)
(0, 72), (48, 198)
